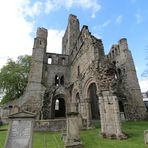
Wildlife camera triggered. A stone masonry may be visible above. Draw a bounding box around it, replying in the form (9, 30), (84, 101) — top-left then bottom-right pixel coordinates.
(4, 14), (146, 127)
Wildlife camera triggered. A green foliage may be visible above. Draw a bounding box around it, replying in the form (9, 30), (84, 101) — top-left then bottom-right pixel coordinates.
(0, 55), (31, 104)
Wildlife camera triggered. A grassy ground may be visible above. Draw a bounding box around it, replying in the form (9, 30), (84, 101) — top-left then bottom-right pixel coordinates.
(0, 121), (147, 148)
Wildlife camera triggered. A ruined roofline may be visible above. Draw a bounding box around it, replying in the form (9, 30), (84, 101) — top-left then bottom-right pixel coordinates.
(69, 24), (103, 56)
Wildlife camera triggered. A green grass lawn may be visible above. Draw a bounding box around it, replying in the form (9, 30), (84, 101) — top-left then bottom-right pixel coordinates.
(0, 121), (147, 148)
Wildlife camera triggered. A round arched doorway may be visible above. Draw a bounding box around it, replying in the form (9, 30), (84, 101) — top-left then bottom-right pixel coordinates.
(87, 83), (100, 120)
(51, 94), (66, 118)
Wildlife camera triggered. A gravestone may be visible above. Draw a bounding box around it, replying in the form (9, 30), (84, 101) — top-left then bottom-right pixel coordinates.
(5, 111), (35, 148)
(144, 130), (148, 145)
(65, 112), (83, 148)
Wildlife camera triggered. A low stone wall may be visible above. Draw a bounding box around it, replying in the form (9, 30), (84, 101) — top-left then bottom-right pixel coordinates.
(34, 119), (66, 131)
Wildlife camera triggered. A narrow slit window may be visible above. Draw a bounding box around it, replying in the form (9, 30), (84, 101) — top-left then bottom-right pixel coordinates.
(78, 66), (80, 76)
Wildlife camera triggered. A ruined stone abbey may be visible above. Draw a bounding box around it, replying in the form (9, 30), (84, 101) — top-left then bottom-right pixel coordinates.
(4, 14), (146, 135)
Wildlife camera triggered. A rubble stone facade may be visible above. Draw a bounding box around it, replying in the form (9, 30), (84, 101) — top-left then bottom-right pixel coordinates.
(20, 14), (146, 125)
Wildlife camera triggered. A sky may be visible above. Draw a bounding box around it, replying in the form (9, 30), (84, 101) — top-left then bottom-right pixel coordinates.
(0, 0), (148, 92)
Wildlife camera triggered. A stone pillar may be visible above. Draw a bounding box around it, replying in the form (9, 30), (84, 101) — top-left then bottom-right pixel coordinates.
(84, 98), (91, 128)
(99, 91), (127, 139)
(98, 95), (105, 133)
(5, 111), (35, 148)
(65, 113), (83, 148)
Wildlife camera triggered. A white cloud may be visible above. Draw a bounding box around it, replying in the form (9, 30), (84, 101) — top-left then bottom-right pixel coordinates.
(139, 78), (148, 92)
(44, 0), (101, 18)
(102, 20), (111, 27)
(136, 13), (142, 24)
(20, 1), (43, 18)
(115, 15), (123, 24)
(0, 0), (34, 68)
(47, 29), (64, 54)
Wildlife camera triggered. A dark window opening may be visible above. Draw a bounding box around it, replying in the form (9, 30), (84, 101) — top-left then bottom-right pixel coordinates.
(40, 40), (42, 45)
(115, 48), (117, 55)
(119, 101), (124, 112)
(60, 75), (64, 86)
(112, 61), (116, 66)
(78, 66), (80, 76)
(118, 68), (122, 76)
(112, 50), (114, 57)
(9, 105), (13, 109)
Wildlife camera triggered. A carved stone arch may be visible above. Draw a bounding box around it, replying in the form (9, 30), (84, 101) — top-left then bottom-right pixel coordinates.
(83, 77), (100, 120)
(51, 93), (66, 118)
(83, 77), (98, 98)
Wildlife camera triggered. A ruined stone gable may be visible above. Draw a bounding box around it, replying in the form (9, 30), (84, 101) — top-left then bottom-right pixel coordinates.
(3, 14), (146, 124)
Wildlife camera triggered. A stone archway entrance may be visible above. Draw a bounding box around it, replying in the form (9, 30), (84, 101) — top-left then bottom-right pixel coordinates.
(51, 95), (66, 118)
(87, 83), (100, 120)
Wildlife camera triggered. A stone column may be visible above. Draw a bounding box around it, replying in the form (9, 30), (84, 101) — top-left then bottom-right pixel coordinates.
(98, 95), (105, 133)
(65, 113), (83, 148)
(99, 91), (127, 139)
(84, 98), (91, 128)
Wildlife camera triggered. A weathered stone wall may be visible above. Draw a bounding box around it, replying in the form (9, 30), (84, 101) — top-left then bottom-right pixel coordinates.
(34, 119), (66, 131)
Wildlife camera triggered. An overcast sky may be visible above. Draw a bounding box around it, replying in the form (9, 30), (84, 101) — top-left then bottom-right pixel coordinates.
(0, 0), (148, 92)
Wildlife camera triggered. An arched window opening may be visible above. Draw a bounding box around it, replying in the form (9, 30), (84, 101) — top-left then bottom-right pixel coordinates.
(115, 48), (117, 55)
(60, 75), (64, 86)
(54, 98), (66, 118)
(62, 57), (65, 65)
(55, 99), (59, 110)
(112, 50), (114, 57)
(76, 93), (80, 113)
(55, 75), (59, 86)
(112, 61), (116, 66)
(87, 83), (100, 120)
(114, 73), (118, 80)
(48, 57), (52, 64)
(118, 68), (122, 76)
(78, 66), (80, 76)
(119, 101), (124, 112)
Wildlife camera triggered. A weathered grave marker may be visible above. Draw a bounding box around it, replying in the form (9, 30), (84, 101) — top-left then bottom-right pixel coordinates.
(144, 130), (148, 145)
(5, 111), (35, 148)
(65, 112), (83, 148)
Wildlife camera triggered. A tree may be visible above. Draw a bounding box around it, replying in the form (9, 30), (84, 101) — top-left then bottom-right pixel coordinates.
(0, 55), (31, 104)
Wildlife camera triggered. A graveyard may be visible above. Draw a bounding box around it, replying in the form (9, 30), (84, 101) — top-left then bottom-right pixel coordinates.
(0, 120), (147, 148)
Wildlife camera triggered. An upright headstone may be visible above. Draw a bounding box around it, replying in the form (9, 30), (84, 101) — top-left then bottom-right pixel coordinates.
(144, 130), (148, 145)
(65, 112), (83, 148)
(5, 111), (35, 148)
